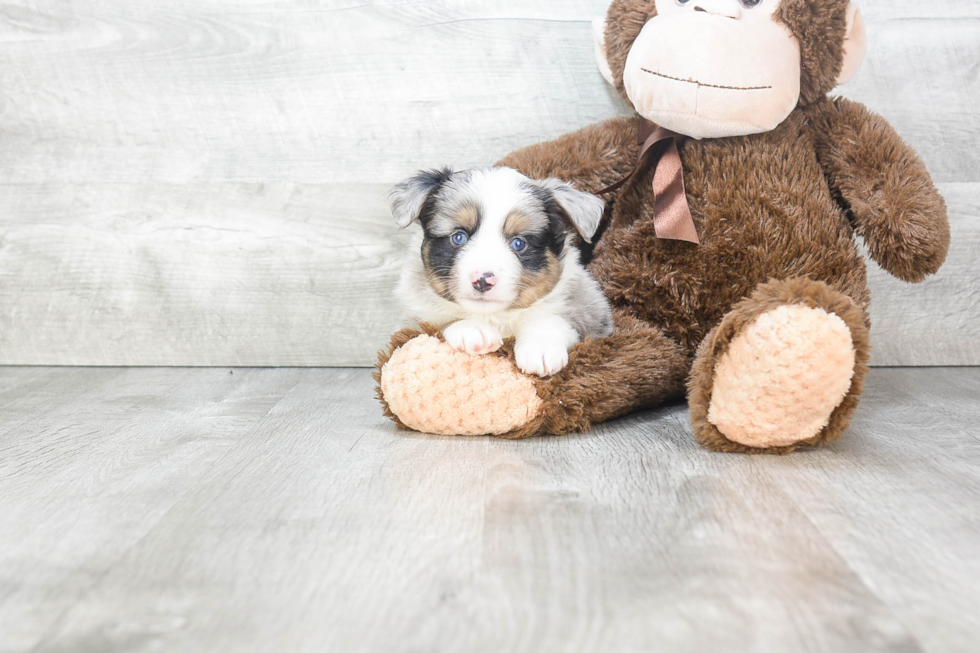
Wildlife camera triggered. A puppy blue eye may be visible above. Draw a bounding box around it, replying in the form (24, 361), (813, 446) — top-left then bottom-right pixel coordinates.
(510, 237), (527, 252)
(740, 0), (763, 7)
(451, 231), (468, 246)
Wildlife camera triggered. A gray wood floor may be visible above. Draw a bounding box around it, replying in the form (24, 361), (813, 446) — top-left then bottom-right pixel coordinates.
(0, 367), (978, 653)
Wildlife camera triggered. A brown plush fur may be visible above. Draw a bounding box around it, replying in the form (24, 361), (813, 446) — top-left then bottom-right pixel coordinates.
(774, 0), (852, 105)
(378, 0), (949, 452)
(501, 107), (885, 355)
(500, 308), (691, 439)
(807, 98), (950, 281)
(494, 94), (946, 450)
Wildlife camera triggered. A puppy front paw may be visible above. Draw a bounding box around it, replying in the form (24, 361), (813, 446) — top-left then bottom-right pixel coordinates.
(515, 338), (569, 377)
(443, 320), (503, 356)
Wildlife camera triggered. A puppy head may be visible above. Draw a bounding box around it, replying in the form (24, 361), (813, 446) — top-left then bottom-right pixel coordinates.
(388, 167), (605, 315)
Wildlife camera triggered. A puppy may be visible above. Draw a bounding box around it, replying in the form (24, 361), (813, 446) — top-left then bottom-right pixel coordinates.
(388, 166), (614, 377)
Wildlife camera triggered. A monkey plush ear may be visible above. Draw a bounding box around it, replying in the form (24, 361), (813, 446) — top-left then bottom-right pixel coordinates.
(539, 178), (606, 244)
(836, 4), (868, 86)
(592, 18), (615, 86)
(387, 168), (452, 228)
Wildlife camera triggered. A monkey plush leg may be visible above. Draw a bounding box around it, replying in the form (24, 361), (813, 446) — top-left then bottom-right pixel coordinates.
(375, 324), (543, 437)
(376, 311), (690, 438)
(688, 278), (870, 454)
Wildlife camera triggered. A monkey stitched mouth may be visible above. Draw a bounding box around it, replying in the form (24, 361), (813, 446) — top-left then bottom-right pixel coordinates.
(641, 68), (772, 91)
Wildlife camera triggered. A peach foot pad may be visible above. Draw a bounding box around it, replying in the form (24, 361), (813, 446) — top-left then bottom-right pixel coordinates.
(708, 305), (856, 448)
(379, 334), (542, 436)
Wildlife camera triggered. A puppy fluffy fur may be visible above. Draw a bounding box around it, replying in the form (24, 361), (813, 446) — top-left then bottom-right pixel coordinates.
(389, 166), (614, 376)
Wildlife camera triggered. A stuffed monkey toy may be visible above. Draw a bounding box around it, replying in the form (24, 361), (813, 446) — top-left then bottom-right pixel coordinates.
(376, 0), (949, 454)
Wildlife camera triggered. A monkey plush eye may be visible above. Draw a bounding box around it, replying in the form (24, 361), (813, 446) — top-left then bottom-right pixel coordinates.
(739, 0), (763, 7)
(510, 237), (527, 252)
(451, 231), (468, 246)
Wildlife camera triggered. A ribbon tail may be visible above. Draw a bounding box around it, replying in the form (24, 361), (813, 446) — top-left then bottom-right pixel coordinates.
(652, 138), (700, 245)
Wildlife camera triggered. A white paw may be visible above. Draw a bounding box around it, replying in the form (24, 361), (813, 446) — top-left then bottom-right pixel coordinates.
(515, 337), (570, 377)
(443, 320), (503, 356)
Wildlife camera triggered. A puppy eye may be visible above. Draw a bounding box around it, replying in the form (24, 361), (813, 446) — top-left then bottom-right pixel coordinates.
(739, 0), (763, 7)
(675, 0), (691, 5)
(510, 237), (527, 252)
(451, 231), (468, 246)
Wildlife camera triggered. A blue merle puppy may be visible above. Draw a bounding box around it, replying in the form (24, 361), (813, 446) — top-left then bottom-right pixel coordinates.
(388, 166), (614, 377)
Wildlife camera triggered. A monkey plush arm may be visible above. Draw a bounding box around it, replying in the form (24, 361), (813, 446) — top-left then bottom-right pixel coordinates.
(496, 116), (639, 195)
(808, 97), (950, 283)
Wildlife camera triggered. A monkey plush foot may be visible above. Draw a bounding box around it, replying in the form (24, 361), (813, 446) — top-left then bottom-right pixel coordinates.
(709, 304), (855, 447)
(689, 279), (870, 454)
(376, 312), (691, 440)
(375, 327), (543, 437)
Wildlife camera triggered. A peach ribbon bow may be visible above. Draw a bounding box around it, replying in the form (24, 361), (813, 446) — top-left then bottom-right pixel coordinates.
(598, 117), (700, 245)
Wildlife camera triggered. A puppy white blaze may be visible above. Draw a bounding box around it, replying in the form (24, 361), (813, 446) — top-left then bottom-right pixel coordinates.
(452, 168), (532, 314)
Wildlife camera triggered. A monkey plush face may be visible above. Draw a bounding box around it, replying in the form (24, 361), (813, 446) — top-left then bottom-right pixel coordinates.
(594, 0), (867, 139)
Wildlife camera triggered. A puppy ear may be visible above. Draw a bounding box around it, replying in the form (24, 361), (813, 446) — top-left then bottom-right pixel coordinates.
(539, 178), (606, 244)
(387, 168), (452, 228)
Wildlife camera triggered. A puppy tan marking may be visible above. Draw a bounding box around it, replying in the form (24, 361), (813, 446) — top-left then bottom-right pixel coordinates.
(514, 253), (562, 310)
(503, 210), (537, 238)
(428, 205), (479, 238)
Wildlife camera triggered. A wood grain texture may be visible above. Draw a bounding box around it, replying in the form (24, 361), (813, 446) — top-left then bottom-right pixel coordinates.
(0, 0), (976, 366)
(0, 366), (977, 652)
(0, 183), (404, 366)
(0, 367), (304, 653)
(866, 183), (980, 366)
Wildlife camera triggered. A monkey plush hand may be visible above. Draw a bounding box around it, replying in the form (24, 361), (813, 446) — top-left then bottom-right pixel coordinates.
(376, 0), (949, 454)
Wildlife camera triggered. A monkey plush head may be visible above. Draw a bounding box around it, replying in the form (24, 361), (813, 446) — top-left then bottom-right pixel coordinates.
(593, 0), (867, 139)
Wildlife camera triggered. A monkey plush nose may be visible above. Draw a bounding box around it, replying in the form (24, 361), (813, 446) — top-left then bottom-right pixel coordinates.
(470, 272), (497, 293)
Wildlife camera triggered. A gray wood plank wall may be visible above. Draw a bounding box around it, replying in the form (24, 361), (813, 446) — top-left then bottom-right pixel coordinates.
(0, 0), (977, 367)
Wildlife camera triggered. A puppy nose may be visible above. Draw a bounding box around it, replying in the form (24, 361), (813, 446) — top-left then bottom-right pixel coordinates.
(470, 272), (497, 293)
